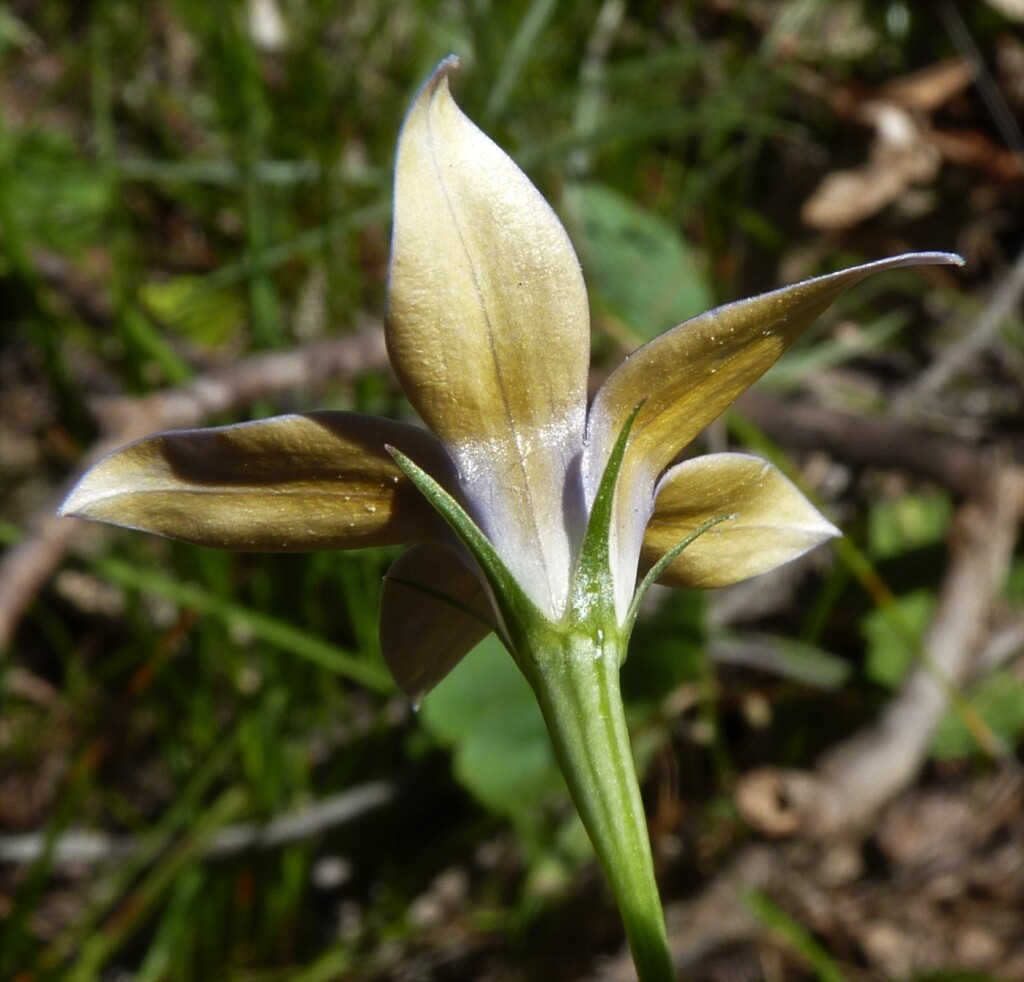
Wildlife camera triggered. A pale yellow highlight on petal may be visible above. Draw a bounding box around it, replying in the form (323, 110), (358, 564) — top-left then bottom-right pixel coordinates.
(588, 251), (961, 616)
(59, 413), (449, 551)
(386, 57), (591, 616)
(642, 453), (839, 589)
(589, 253), (963, 503)
(380, 543), (493, 701)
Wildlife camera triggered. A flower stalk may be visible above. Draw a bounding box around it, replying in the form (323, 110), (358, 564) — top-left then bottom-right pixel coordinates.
(524, 627), (674, 982)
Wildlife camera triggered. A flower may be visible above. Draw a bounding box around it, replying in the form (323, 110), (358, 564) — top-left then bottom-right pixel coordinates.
(61, 56), (961, 699)
(60, 57), (963, 981)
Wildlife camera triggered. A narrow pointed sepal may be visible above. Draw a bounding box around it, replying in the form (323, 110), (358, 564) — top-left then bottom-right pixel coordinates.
(386, 57), (591, 617)
(59, 413), (450, 551)
(380, 543), (494, 701)
(642, 453), (839, 589)
(624, 514), (734, 636)
(570, 403), (642, 624)
(387, 445), (544, 654)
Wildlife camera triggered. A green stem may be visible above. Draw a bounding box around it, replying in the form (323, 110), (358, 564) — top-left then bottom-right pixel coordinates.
(523, 631), (675, 982)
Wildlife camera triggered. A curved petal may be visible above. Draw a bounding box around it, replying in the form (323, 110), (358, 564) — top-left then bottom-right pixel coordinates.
(380, 543), (494, 701)
(589, 253), (963, 495)
(587, 252), (961, 614)
(386, 57), (591, 617)
(641, 453), (839, 589)
(59, 413), (450, 551)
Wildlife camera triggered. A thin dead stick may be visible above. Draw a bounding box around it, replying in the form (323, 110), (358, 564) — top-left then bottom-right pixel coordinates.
(0, 327), (389, 653)
(938, 0), (1024, 164)
(893, 244), (1024, 414)
(89, 326), (388, 434)
(736, 390), (1024, 510)
(736, 469), (1021, 838)
(0, 781), (392, 865)
(976, 614), (1024, 676)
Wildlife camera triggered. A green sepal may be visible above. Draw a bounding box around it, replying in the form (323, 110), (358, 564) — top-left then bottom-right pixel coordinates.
(569, 402), (644, 624)
(622, 513), (735, 636)
(387, 446), (546, 651)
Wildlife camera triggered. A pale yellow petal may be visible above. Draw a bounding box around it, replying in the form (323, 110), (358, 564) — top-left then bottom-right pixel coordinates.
(589, 253), (962, 495)
(587, 252), (960, 616)
(642, 453), (839, 589)
(60, 413), (449, 550)
(386, 57), (591, 617)
(380, 543), (494, 700)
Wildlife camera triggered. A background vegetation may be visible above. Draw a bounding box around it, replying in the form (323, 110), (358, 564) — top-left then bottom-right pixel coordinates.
(2, 1), (1022, 979)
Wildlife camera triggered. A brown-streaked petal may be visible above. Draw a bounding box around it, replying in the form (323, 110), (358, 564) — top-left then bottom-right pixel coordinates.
(59, 412), (450, 551)
(380, 543), (494, 701)
(587, 253), (962, 497)
(641, 453), (839, 590)
(386, 57), (591, 618)
(587, 252), (961, 616)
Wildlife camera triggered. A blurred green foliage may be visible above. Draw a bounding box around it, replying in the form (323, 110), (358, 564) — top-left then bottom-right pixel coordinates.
(0, 0), (1018, 979)
(566, 181), (713, 342)
(421, 636), (564, 833)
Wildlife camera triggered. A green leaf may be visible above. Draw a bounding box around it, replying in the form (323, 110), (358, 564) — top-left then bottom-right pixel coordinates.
(861, 590), (934, 689)
(566, 181), (713, 341)
(1007, 555), (1024, 605)
(932, 671), (1024, 761)
(712, 633), (852, 690)
(868, 493), (953, 561)
(420, 635), (564, 822)
(139, 275), (244, 348)
(743, 889), (848, 982)
(624, 514), (733, 635)
(93, 556), (391, 692)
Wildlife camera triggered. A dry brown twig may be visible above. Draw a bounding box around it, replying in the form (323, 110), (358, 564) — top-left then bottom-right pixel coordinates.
(0, 781), (392, 865)
(736, 389), (1024, 508)
(730, 291), (1024, 837)
(893, 244), (1024, 415)
(0, 326), (389, 652)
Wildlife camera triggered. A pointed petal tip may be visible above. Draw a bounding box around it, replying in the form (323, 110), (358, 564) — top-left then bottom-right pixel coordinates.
(435, 53), (461, 76)
(821, 516), (843, 540)
(900, 250), (965, 268)
(641, 454), (845, 592)
(421, 55), (461, 98)
(830, 251), (964, 280)
(389, 56), (591, 617)
(56, 414), (451, 550)
(57, 487), (82, 519)
(58, 467), (117, 521)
